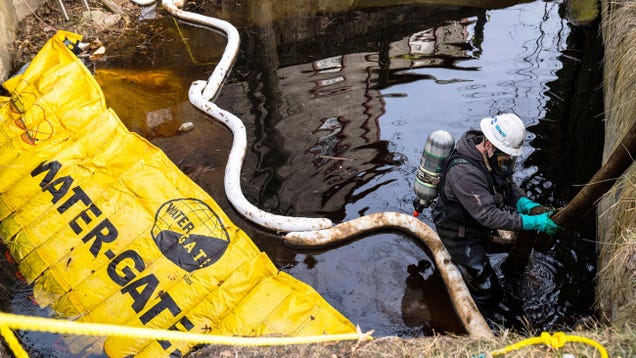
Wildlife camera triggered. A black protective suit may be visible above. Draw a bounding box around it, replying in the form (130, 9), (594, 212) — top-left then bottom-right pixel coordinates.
(432, 130), (524, 327)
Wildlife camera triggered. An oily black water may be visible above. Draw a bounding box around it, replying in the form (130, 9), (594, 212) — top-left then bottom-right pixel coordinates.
(0, 0), (605, 355)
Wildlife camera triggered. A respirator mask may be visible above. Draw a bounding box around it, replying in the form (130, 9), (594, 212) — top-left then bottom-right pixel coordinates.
(489, 147), (517, 177)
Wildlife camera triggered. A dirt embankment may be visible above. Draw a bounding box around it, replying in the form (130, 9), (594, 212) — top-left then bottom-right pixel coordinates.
(7, 0), (143, 76)
(596, 0), (636, 330)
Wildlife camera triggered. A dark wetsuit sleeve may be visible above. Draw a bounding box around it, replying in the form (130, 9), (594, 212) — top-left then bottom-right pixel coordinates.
(512, 184), (525, 206)
(445, 163), (523, 231)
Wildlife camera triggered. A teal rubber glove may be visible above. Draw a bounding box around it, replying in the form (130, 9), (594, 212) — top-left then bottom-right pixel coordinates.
(521, 212), (561, 235)
(516, 197), (541, 214)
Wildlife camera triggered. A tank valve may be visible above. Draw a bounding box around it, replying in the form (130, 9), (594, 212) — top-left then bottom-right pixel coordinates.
(412, 198), (426, 217)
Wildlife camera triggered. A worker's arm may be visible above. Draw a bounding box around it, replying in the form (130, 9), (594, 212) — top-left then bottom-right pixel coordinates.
(445, 163), (523, 231)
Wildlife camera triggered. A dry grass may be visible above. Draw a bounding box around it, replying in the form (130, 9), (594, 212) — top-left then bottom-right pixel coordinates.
(596, 165), (636, 327)
(596, 0), (636, 329)
(600, 0), (636, 146)
(187, 320), (635, 357)
(9, 0), (143, 72)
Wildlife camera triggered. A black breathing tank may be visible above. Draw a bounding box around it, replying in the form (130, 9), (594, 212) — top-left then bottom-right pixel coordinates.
(413, 130), (455, 216)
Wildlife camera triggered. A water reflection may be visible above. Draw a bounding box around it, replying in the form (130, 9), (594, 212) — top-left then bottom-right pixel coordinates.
(235, 13), (480, 333)
(521, 22), (604, 331)
(401, 258), (464, 335)
(221, 6), (488, 222)
(95, 69), (186, 137)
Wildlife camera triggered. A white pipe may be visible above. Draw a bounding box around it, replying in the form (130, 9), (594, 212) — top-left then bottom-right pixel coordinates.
(160, 2), (239, 101)
(284, 212), (494, 339)
(162, 0), (333, 232)
(189, 82), (333, 231)
(130, 0), (157, 6)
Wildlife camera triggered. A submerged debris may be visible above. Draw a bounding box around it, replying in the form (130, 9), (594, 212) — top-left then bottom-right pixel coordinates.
(179, 121), (195, 132)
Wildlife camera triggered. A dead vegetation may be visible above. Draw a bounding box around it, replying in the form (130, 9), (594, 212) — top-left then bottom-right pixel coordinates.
(187, 320), (635, 358)
(596, 0), (636, 330)
(10, 0), (144, 71)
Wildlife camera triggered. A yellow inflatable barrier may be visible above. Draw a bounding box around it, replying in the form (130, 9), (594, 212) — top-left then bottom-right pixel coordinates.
(0, 30), (355, 357)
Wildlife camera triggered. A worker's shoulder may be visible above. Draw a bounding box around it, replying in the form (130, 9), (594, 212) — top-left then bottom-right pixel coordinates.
(448, 157), (471, 166)
(447, 155), (482, 169)
(447, 156), (486, 178)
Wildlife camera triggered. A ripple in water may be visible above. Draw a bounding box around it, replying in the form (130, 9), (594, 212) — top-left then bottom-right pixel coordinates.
(519, 233), (596, 332)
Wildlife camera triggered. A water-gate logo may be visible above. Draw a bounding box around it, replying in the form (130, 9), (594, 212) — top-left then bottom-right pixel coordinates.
(151, 198), (229, 272)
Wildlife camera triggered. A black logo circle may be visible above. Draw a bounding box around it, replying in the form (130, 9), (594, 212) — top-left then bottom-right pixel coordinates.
(151, 198), (229, 272)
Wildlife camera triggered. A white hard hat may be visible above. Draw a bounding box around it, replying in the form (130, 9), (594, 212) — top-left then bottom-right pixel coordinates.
(480, 113), (525, 156)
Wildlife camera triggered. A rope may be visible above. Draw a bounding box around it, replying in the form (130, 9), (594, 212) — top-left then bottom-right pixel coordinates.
(0, 315), (610, 358)
(490, 331), (608, 358)
(0, 312), (371, 356)
(171, 17), (218, 66)
(0, 324), (28, 358)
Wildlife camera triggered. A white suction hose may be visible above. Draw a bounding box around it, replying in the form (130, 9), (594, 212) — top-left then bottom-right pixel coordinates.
(129, 0), (157, 6)
(284, 212), (494, 339)
(161, 0), (333, 232)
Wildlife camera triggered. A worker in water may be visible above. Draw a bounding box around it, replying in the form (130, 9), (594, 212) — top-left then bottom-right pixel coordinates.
(431, 113), (561, 327)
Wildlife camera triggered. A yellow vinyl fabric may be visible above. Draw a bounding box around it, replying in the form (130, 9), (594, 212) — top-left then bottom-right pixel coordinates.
(0, 30), (355, 357)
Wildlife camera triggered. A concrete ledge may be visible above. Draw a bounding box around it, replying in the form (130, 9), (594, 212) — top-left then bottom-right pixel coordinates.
(0, 0), (47, 81)
(12, 0), (46, 19)
(0, 0), (17, 82)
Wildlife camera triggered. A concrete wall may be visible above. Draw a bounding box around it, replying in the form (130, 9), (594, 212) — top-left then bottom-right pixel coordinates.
(0, 0), (17, 82)
(0, 0), (47, 81)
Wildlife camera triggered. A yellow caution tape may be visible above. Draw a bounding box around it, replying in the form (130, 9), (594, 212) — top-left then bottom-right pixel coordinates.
(491, 331), (608, 358)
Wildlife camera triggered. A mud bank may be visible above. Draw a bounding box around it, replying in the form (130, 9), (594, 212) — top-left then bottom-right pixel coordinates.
(596, 0), (636, 329)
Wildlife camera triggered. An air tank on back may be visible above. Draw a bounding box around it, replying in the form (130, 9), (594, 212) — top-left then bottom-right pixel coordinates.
(413, 130), (455, 216)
